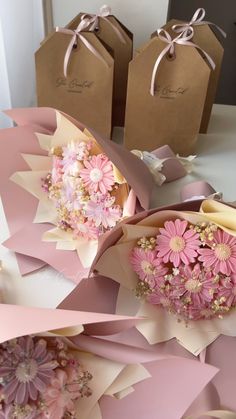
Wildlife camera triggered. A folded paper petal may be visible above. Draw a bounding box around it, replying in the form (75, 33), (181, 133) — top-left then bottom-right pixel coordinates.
(0, 304), (141, 343)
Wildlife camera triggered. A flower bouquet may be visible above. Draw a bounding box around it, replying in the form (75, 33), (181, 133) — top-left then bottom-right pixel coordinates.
(0, 107), (153, 282)
(59, 199), (236, 415)
(0, 304), (153, 419)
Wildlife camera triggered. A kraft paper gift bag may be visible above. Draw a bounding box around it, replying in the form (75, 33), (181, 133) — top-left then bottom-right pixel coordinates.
(66, 5), (133, 127)
(35, 23), (114, 139)
(124, 30), (212, 156)
(160, 8), (225, 133)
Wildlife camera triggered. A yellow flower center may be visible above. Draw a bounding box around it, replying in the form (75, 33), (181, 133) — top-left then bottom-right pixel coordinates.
(214, 243), (231, 261)
(141, 260), (154, 275)
(169, 236), (185, 252)
(185, 279), (202, 293)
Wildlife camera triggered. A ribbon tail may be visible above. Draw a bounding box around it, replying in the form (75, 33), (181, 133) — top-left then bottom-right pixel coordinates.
(64, 35), (76, 77)
(150, 44), (171, 96)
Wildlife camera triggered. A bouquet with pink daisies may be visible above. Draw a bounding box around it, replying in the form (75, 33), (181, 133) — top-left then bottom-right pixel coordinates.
(0, 108), (153, 282)
(83, 199), (236, 357)
(131, 218), (236, 322)
(0, 304), (151, 419)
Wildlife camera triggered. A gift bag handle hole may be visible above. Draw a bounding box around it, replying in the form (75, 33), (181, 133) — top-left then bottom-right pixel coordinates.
(166, 52), (176, 61)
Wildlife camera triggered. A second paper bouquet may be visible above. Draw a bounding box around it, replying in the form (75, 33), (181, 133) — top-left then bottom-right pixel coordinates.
(93, 199), (236, 355)
(0, 108), (153, 281)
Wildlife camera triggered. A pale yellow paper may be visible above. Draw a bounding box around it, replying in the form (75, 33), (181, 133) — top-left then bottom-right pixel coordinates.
(21, 154), (51, 171)
(76, 238), (98, 269)
(96, 241), (138, 289)
(33, 200), (57, 224)
(105, 364), (150, 398)
(86, 403), (102, 419)
(11, 171), (47, 201)
(73, 352), (124, 419)
(35, 133), (52, 151)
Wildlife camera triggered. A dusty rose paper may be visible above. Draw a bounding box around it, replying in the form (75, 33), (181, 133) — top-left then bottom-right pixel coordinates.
(0, 107), (154, 280)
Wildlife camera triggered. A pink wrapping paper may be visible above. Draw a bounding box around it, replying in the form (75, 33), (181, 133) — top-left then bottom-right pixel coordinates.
(0, 107), (154, 281)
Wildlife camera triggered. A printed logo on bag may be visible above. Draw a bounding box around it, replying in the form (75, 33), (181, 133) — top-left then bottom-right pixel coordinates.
(155, 84), (189, 99)
(56, 77), (94, 93)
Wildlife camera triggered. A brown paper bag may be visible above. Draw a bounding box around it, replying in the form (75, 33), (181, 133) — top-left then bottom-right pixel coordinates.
(66, 9), (133, 127)
(35, 30), (114, 139)
(151, 10), (225, 134)
(161, 20), (224, 133)
(124, 34), (211, 155)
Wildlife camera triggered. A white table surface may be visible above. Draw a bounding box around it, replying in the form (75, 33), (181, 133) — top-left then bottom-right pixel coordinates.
(1, 104), (236, 309)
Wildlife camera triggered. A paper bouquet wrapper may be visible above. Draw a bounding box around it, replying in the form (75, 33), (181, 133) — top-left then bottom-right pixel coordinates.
(0, 107), (154, 282)
(58, 199), (236, 416)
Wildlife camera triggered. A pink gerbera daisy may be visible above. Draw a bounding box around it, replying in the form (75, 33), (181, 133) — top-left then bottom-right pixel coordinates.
(147, 279), (172, 307)
(85, 194), (121, 229)
(80, 154), (115, 194)
(73, 220), (99, 240)
(198, 229), (236, 276)
(169, 264), (217, 306)
(156, 219), (201, 267)
(218, 274), (236, 307)
(0, 337), (57, 405)
(130, 248), (168, 287)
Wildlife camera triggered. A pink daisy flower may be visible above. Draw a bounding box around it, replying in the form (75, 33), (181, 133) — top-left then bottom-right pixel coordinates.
(169, 264), (217, 306)
(80, 154), (115, 194)
(73, 220), (99, 240)
(156, 219), (201, 267)
(130, 248), (168, 287)
(85, 194), (121, 229)
(42, 366), (92, 419)
(62, 141), (90, 170)
(0, 337), (57, 405)
(198, 229), (236, 276)
(42, 369), (81, 419)
(147, 280), (172, 307)
(218, 274), (236, 307)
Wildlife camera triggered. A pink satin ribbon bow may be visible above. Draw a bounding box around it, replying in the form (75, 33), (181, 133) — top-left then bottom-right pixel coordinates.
(150, 28), (215, 96)
(56, 18), (109, 78)
(172, 8), (226, 38)
(81, 4), (126, 44)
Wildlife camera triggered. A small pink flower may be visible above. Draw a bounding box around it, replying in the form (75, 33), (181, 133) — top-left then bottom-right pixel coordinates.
(73, 220), (99, 240)
(85, 194), (121, 229)
(62, 141), (90, 170)
(169, 264), (217, 306)
(80, 154), (115, 194)
(147, 280), (172, 307)
(42, 368), (80, 419)
(130, 248), (168, 286)
(218, 274), (236, 307)
(198, 229), (236, 275)
(156, 219), (200, 267)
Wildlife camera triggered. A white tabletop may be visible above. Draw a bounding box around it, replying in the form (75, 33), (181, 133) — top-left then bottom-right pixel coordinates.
(1, 104), (236, 308)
